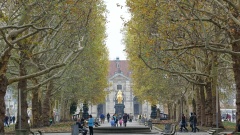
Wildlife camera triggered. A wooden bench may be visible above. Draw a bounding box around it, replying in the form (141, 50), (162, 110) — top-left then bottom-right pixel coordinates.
(161, 124), (176, 135)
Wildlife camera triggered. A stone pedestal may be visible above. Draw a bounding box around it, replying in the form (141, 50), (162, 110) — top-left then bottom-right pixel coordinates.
(114, 104), (125, 118)
(82, 103), (89, 119)
(150, 105), (157, 119)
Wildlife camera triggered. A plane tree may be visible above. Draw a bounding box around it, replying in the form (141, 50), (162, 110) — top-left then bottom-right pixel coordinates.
(0, 0), (108, 132)
(125, 0), (238, 128)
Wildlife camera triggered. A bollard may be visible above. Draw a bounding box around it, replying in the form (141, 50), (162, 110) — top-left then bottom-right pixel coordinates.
(148, 119), (152, 130)
(71, 124), (79, 135)
(164, 123), (171, 133)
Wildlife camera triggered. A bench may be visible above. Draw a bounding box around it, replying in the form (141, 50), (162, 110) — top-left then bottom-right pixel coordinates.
(207, 129), (216, 135)
(30, 130), (45, 135)
(161, 124), (176, 135)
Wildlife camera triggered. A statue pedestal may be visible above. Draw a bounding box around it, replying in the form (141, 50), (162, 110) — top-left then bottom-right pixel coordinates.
(150, 105), (157, 119)
(114, 104), (125, 118)
(82, 103), (89, 120)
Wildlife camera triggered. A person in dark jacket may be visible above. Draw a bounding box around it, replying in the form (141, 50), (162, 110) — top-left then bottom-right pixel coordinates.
(4, 115), (9, 127)
(180, 114), (188, 132)
(123, 113), (128, 127)
(192, 112), (199, 132)
(189, 113), (194, 132)
(107, 113), (110, 123)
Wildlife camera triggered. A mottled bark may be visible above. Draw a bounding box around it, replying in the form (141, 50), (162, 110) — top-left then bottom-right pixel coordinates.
(42, 81), (53, 126)
(31, 78), (42, 128)
(50, 101), (54, 124)
(200, 83), (206, 126)
(15, 45), (30, 130)
(232, 41), (240, 130)
(0, 75), (8, 133)
(205, 81), (213, 127)
(0, 46), (12, 133)
(167, 103), (171, 120)
(173, 103), (176, 121)
(196, 86), (201, 126)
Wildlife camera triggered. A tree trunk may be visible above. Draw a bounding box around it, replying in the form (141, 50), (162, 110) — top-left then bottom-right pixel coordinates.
(196, 85), (201, 126)
(0, 75), (8, 133)
(0, 46), (12, 133)
(31, 78), (42, 128)
(50, 100), (54, 124)
(200, 82), (206, 126)
(173, 103), (176, 121)
(211, 54), (224, 128)
(232, 41), (240, 130)
(167, 103), (171, 120)
(15, 45), (30, 130)
(205, 81), (213, 127)
(42, 81), (53, 126)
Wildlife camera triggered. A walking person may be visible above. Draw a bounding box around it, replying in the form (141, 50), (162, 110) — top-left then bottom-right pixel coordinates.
(88, 115), (94, 135)
(12, 115), (15, 123)
(119, 118), (123, 127)
(113, 114), (117, 126)
(180, 114), (188, 132)
(110, 118), (115, 127)
(100, 113), (105, 124)
(189, 112), (194, 132)
(115, 117), (118, 127)
(4, 115), (9, 127)
(123, 113), (128, 127)
(193, 112), (199, 132)
(107, 113), (110, 123)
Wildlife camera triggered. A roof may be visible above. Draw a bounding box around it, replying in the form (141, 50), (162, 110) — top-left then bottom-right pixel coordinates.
(108, 60), (131, 78)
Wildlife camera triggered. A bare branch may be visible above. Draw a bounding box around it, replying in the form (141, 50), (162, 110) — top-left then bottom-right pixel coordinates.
(8, 63), (65, 84)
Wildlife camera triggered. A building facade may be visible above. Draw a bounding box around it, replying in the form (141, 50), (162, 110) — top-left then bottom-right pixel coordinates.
(88, 57), (152, 119)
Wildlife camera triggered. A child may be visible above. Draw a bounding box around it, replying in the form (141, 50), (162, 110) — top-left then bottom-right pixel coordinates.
(119, 118), (123, 127)
(110, 118), (115, 127)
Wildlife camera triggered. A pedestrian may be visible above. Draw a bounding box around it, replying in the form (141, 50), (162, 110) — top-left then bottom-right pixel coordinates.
(123, 113), (128, 127)
(88, 115), (94, 135)
(4, 115), (9, 127)
(107, 113), (110, 123)
(115, 117), (118, 127)
(180, 114), (188, 132)
(119, 118), (123, 127)
(100, 113), (105, 124)
(193, 112), (199, 132)
(110, 118), (115, 127)
(189, 112), (194, 132)
(112, 114), (117, 126)
(12, 115), (15, 123)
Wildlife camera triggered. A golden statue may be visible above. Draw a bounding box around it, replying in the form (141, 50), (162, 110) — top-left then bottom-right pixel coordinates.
(116, 90), (123, 104)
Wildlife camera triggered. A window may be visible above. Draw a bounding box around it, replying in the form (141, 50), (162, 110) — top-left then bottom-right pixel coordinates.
(117, 85), (122, 90)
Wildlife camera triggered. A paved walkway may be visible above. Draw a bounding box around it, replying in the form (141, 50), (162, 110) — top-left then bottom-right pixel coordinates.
(44, 120), (209, 135)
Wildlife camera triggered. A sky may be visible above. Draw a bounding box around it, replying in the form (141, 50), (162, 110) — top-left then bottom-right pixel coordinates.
(104, 0), (130, 60)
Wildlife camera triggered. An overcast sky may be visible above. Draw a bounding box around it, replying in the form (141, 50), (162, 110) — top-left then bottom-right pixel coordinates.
(104, 0), (130, 60)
